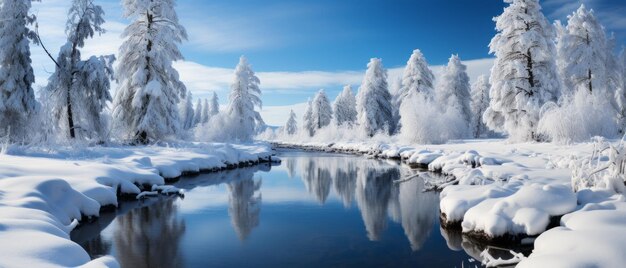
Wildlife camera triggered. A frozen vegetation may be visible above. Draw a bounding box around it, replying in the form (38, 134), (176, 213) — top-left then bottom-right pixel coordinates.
(0, 0), (625, 266)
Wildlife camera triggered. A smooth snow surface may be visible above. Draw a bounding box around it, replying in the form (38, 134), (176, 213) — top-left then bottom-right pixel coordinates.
(0, 142), (273, 267)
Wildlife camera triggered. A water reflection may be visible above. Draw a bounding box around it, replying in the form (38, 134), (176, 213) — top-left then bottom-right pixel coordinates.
(114, 198), (186, 268)
(282, 153), (438, 248)
(227, 172), (262, 240)
(74, 152), (475, 267)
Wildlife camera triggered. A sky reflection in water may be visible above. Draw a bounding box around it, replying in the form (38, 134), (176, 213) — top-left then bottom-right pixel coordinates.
(72, 151), (497, 267)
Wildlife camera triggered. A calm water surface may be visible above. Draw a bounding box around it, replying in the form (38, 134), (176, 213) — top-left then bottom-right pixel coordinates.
(71, 150), (503, 267)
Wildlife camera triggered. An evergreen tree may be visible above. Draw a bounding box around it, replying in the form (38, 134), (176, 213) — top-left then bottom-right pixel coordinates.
(227, 56), (264, 141)
(0, 0), (38, 141)
(484, 0), (560, 141)
(333, 85), (357, 126)
(201, 98), (209, 124)
(395, 49), (435, 132)
(193, 98), (202, 126)
(311, 89), (333, 130)
(302, 98), (314, 137)
(180, 93), (194, 130)
(210, 91), (219, 116)
(436, 54), (471, 134)
(470, 75), (491, 138)
(285, 109), (298, 135)
(356, 58), (394, 136)
(44, 0), (114, 141)
(112, 0), (188, 143)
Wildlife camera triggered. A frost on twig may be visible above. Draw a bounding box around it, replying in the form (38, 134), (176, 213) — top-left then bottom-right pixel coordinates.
(571, 136), (626, 193)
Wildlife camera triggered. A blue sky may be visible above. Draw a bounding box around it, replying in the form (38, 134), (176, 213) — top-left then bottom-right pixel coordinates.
(31, 0), (626, 124)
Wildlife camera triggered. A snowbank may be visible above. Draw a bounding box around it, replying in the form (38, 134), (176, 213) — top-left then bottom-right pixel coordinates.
(0, 142), (275, 268)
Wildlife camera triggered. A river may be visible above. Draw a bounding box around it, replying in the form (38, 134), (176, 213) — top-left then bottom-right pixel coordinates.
(71, 150), (515, 267)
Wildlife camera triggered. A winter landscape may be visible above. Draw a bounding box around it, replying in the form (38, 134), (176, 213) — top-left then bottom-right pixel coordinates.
(0, 0), (625, 267)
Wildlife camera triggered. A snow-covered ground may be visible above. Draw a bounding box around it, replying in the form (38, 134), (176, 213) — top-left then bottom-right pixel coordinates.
(0, 142), (275, 268)
(270, 138), (626, 267)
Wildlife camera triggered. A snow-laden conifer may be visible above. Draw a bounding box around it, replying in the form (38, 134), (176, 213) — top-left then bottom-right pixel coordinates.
(201, 98), (209, 124)
(180, 93), (194, 130)
(436, 54), (471, 136)
(193, 98), (202, 126)
(356, 58), (394, 136)
(470, 75), (491, 138)
(0, 0), (39, 141)
(333, 85), (357, 126)
(285, 109), (298, 135)
(44, 0), (114, 142)
(484, 0), (560, 141)
(210, 92), (219, 117)
(302, 98), (314, 137)
(227, 56), (264, 141)
(112, 0), (188, 143)
(311, 89), (333, 130)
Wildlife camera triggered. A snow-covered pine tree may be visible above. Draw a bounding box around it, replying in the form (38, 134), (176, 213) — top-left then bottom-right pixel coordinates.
(44, 0), (115, 142)
(112, 0), (188, 144)
(0, 0), (39, 141)
(227, 56), (264, 141)
(618, 48), (626, 131)
(397, 49), (435, 104)
(193, 98), (202, 126)
(285, 109), (298, 135)
(436, 54), (471, 135)
(333, 85), (357, 126)
(302, 98), (314, 137)
(395, 49), (435, 132)
(484, 0), (560, 141)
(356, 58), (394, 136)
(312, 89), (333, 130)
(557, 5), (615, 98)
(180, 93), (194, 130)
(201, 98), (209, 124)
(210, 91), (219, 116)
(470, 75), (491, 138)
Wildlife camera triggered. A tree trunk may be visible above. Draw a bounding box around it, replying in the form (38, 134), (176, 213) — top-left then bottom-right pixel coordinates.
(67, 91), (76, 138)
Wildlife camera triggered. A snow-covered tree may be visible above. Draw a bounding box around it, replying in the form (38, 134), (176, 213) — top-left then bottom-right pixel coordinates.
(484, 0), (560, 141)
(284, 109), (298, 135)
(311, 89), (333, 130)
(356, 58), (394, 136)
(539, 5), (621, 142)
(44, 0), (115, 142)
(470, 75), (491, 138)
(557, 5), (616, 98)
(201, 98), (209, 124)
(436, 54), (471, 135)
(227, 56), (264, 141)
(0, 0), (39, 141)
(193, 98), (202, 126)
(333, 85), (357, 126)
(394, 49), (435, 132)
(619, 48), (626, 131)
(210, 91), (219, 116)
(302, 98), (314, 137)
(112, 0), (188, 144)
(397, 49), (435, 104)
(179, 93), (194, 130)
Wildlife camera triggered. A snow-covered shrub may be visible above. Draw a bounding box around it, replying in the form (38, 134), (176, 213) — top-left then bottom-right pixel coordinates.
(399, 93), (467, 144)
(571, 137), (626, 193)
(538, 90), (619, 143)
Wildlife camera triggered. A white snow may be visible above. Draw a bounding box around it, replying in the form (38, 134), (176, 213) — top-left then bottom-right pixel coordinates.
(0, 142), (273, 268)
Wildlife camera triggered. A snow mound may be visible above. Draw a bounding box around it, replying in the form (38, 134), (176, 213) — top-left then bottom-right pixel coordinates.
(462, 183), (577, 237)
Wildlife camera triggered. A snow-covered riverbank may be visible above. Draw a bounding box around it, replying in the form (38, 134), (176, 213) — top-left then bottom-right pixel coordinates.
(271, 139), (626, 267)
(0, 142), (276, 268)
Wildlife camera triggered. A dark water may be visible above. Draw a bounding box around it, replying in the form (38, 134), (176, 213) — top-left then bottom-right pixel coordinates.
(71, 150), (505, 268)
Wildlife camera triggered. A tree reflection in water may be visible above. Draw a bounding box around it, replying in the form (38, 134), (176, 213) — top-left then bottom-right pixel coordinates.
(114, 198), (185, 268)
(227, 168), (262, 241)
